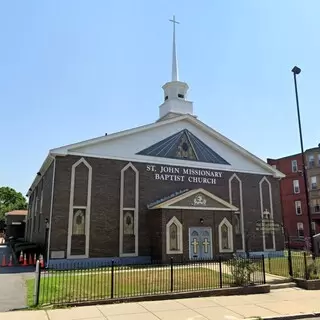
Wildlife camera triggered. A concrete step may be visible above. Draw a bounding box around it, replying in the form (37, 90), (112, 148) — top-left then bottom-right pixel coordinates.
(270, 282), (297, 290)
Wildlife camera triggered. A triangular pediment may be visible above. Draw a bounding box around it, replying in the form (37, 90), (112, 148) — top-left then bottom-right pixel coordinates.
(136, 129), (230, 165)
(148, 188), (239, 211)
(48, 114), (284, 180)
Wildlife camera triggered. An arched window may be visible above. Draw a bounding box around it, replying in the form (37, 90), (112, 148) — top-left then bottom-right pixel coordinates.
(123, 211), (134, 235)
(169, 223), (178, 250)
(219, 218), (233, 253)
(234, 213), (241, 235)
(72, 209), (86, 235)
(166, 216), (183, 254)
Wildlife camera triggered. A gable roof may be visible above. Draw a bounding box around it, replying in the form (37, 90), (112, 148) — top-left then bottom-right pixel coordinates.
(27, 114), (284, 196)
(137, 129), (230, 165)
(50, 114), (284, 178)
(148, 188), (239, 211)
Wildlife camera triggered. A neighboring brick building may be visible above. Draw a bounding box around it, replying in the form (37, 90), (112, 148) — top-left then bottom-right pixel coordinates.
(25, 23), (285, 264)
(267, 146), (320, 248)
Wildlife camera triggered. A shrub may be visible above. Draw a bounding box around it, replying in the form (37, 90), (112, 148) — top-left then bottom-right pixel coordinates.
(229, 255), (259, 286)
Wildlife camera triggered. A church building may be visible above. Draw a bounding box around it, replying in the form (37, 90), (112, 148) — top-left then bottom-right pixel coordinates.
(25, 17), (285, 265)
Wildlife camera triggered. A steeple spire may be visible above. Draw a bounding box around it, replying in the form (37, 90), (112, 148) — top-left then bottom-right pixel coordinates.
(169, 15), (179, 81)
(158, 15), (194, 121)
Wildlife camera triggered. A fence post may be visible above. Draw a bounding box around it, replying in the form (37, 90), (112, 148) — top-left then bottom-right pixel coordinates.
(287, 245), (293, 277)
(33, 260), (41, 306)
(170, 257), (174, 292)
(110, 260), (114, 299)
(268, 256), (271, 273)
(261, 255), (266, 284)
(219, 256), (223, 288)
(303, 251), (308, 280)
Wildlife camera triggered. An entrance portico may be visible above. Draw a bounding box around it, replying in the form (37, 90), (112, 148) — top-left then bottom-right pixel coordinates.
(148, 188), (239, 261)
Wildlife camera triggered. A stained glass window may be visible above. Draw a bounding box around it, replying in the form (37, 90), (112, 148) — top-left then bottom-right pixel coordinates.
(169, 223), (178, 250)
(123, 211), (134, 235)
(73, 208), (85, 235)
(221, 224), (229, 249)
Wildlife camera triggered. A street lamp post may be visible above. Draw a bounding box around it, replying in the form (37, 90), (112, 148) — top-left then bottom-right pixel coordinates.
(291, 66), (315, 259)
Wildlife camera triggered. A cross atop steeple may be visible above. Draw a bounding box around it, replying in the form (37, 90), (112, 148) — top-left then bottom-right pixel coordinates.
(169, 15), (180, 81)
(157, 16), (194, 121)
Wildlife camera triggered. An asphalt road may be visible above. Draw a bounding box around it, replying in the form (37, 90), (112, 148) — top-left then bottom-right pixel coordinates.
(0, 245), (33, 312)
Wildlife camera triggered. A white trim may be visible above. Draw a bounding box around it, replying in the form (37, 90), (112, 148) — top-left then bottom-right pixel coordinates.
(67, 157), (92, 259)
(30, 192), (36, 241)
(27, 155), (54, 196)
(119, 162), (139, 257)
(65, 151), (275, 177)
(259, 176), (276, 252)
(166, 216), (183, 254)
(47, 158), (56, 263)
(151, 188), (239, 211)
(49, 114), (284, 178)
(228, 173), (245, 252)
(218, 217), (234, 253)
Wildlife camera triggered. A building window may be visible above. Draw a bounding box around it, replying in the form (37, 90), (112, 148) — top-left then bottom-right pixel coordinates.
(311, 176), (317, 190)
(312, 222), (316, 235)
(219, 218), (233, 253)
(293, 180), (300, 194)
(123, 210), (134, 235)
(318, 154), (320, 166)
(72, 208), (86, 235)
(297, 222), (304, 238)
(309, 155), (315, 168)
(312, 199), (320, 213)
(169, 223), (178, 250)
(295, 201), (302, 215)
(291, 160), (298, 173)
(166, 216), (183, 254)
(234, 213), (241, 235)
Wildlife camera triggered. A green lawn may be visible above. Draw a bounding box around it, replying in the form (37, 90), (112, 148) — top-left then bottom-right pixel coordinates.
(27, 267), (233, 307)
(263, 255), (320, 278)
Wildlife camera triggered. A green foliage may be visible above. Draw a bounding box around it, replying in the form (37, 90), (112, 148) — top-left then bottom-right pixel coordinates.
(306, 261), (320, 280)
(229, 255), (259, 286)
(0, 186), (27, 221)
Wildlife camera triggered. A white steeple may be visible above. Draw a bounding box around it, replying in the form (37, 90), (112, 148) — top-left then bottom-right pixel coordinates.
(158, 16), (194, 121)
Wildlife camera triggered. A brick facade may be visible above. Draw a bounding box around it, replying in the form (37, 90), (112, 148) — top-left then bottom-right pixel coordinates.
(40, 155), (284, 261)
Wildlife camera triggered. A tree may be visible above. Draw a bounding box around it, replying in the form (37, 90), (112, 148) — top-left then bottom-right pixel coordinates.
(0, 187), (28, 221)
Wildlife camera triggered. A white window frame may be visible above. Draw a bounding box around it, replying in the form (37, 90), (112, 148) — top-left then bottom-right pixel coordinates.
(297, 222), (304, 238)
(311, 176), (317, 190)
(67, 158), (92, 259)
(291, 159), (298, 173)
(166, 216), (183, 254)
(295, 200), (302, 215)
(309, 155), (315, 168)
(218, 217), (234, 253)
(293, 180), (300, 194)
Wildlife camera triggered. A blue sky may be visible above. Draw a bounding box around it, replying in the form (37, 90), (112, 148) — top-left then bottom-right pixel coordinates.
(1, 1), (320, 196)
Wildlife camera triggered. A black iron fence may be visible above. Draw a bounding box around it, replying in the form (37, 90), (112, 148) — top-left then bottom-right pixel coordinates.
(32, 256), (265, 306)
(258, 250), (320, 280)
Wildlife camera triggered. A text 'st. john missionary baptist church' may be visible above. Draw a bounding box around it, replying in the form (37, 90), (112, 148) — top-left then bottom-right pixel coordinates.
(26, 17), (285, 264)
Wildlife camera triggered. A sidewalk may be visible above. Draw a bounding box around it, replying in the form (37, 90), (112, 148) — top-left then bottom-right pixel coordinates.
(1, 287), (320, 320)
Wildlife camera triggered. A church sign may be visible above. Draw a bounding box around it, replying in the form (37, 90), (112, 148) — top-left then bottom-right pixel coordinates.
(146, 164), (223, 185)
(255, 220), (282, 233)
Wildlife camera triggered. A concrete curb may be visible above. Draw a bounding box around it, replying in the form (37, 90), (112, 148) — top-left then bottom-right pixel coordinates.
(263, 312), (320, 320)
